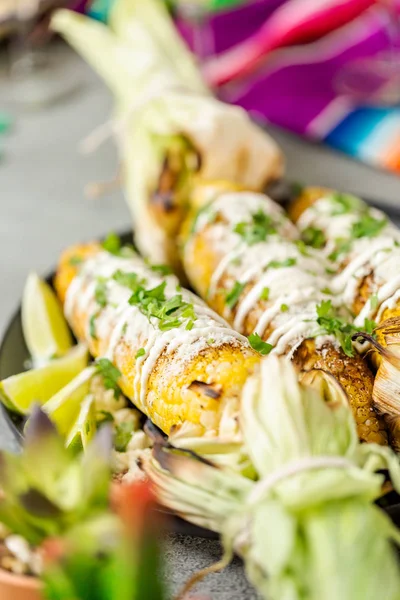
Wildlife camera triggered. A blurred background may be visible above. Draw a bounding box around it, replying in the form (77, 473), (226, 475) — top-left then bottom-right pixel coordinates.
(1, 0), (399, 321)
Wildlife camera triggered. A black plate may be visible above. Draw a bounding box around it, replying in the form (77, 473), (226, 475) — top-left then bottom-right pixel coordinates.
(0, 233), (217, 539)
(1, 229), (400, 533)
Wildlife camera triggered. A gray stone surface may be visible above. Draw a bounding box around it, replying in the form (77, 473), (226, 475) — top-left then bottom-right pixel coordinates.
(0, 43), (399, 599)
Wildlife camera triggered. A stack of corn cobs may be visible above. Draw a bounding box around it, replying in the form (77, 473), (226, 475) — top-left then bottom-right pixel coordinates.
(52, 2), (400, 599)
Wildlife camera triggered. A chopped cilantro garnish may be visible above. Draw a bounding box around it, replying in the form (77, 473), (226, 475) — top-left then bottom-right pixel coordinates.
(321, 287), (333, 295)
(102, 232), (122, 255)
(328, 238), (352, 262)
(186, 320), (194, 330)
(231, 256), (242, 267)
(329, 192), (362, 215)
(265, 257), (297, 270)
(325, 266), (337, 275)
(191, 202), (218, 234)
(370, 293), (379, 310)
(351, 213), (387, 239)
(135, 348), (146, 359)
(248, 333), (273, 355)
(150, 263), (173, 276)
(302, 226), (326, 249)
(95, 358), (122, 399)
(69, 256), (83, 266)
(363, 318), (377, 335)
(295, 240), (310, 256)
(159, 318), (182, 331)
(315, 300), (359, 357)
(113, 270), (146, 291)
(95, 280), (108, 308)
(234, 210), (277, 245)
(114, 421), (134, 453)
(208, 338), (215, 345)
(291, 181), (304, 197)
(89, 314), (98, 339)
(128, 279), (196, 331)
(226, 281), (245, 309)
(280, 304), (289, 312)
(260, 287), (270, 301)
(121, 323), (128, 335)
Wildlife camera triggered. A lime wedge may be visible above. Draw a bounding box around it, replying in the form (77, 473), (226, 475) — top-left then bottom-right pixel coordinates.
(0, 344), (88, 414)
(44, 366), (95, 437)
(22, 272), (73, 365)
(66, 394), (97, 451)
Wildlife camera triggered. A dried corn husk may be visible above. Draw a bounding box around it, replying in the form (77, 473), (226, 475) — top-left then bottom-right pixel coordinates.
(52, 0), (283, 269)
(144, 356), (400, 600)
(356, 318), (400, 450)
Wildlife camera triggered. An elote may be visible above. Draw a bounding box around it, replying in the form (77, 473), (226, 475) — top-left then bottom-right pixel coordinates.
(180, 185), (386, 444)
(54, 241), (258, 439)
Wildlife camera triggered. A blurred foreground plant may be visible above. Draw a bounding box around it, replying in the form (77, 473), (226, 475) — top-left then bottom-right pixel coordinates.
(41, 482), (165, 600)
(145, 356), (400, 600)
(0, 406), (111, 546)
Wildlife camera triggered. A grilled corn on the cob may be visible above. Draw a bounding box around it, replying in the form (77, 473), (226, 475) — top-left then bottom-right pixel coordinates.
(289, 187), (400, 327)
(180, 185), (386, 444)
(54, 242), (258, 438)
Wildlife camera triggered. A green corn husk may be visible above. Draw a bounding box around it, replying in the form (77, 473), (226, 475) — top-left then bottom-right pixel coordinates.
(144, 356), (400, 600)
(52, 0), (283, 270)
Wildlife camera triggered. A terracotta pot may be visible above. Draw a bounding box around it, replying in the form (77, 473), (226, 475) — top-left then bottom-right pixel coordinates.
(0, 568), (42, 600)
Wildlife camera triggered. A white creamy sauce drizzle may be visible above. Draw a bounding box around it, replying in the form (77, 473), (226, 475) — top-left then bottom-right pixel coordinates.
(65, 251), (248, 408)
(254, 289), (322, 340)
(298, 196), (400, 317)
(333, 239), (400, 309)
(191, 191), (334, 354)
(208, 245), (246, 298)
(195, 191), (298, 239)
(297, 198), (360, 242)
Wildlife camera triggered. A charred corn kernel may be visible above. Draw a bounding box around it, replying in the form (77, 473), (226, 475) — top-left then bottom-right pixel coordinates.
(289, 187), (400, 447)
(55, 242), (258, 438)
(180, 184), (387, 445)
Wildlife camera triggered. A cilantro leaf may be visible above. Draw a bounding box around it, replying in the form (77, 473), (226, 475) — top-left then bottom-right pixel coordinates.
(260, 287), (270, 301)
(89, 314), (98, 339)
(295, 240), (310, 257)
(150, 264), (173, 276)
(95, 358), (122, 399)
(135, 348), (146, 359)
(159, 318), (182, 331)
(315, 300), (356, 357)
(291, 182), (304, 196)
(114, 421), (134, 453)
(226, 281), (246, 309)
(329, 192), (363, 215)
(363, 318), (377, 335)
(351, 213), (387, 239)
(302, 226), (326, 249)
(69, 256), (83, 266)
(265, 257), (297, 270)
(280, 304), (289, 312)
(370, 293), (379, 310)
(328, 238), (352, 262)
(95, 280), (108, 308)
(102, 232), (122, 255)
(248, 333), (273, 355)
(128, 279), (195, 331)
(234, 210), (277, 245)
(113, 270), (145, 292)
